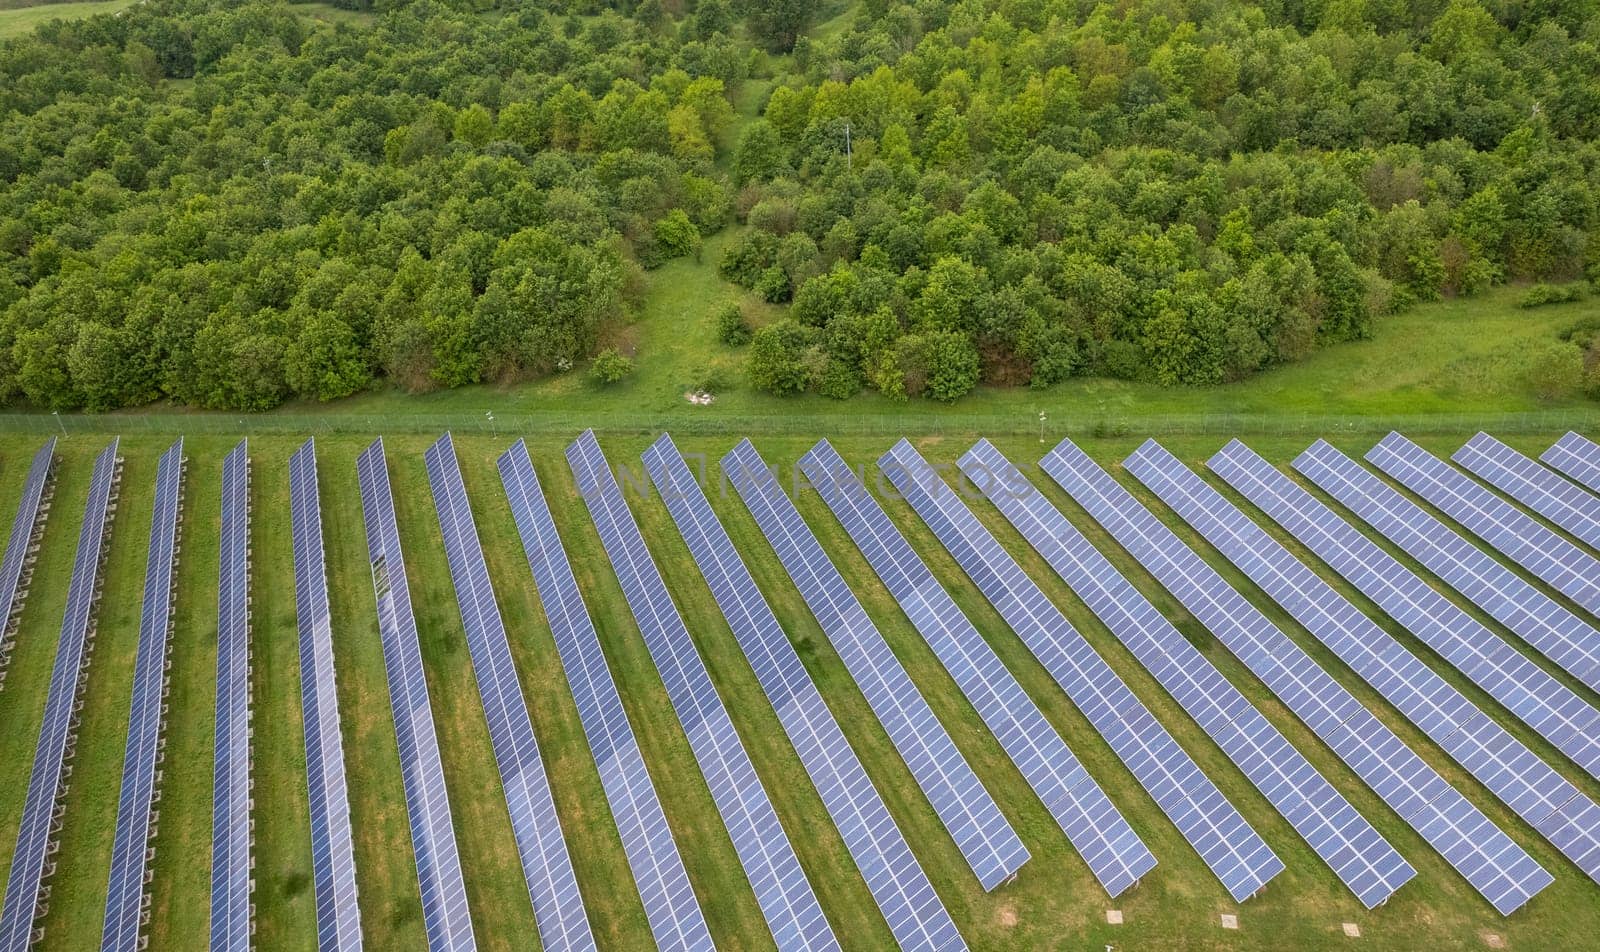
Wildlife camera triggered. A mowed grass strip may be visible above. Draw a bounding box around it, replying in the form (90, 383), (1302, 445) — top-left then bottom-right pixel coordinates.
(1, 432), (1599, 951)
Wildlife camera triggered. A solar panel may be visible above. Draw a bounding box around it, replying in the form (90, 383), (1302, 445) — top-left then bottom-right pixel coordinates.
(1207, 438), (1600, 890)
(1297, 439), (1600, 702)
(497, 439), (714, 952)
(1370, 432), (1600, 623)
(0, 437), (56, 692)
(1124, 440), (1553, 914)
(1542, 432), (1600, 495)
(423, 433), (594, 952)
(355, 439), (475, 952)
(1456, 432), (1600, 553)
(645, 434), (966, 952)
(722, 439), (1028, 893)
(800, 439), (1157, 898)
(958, 439), (1414, 909)
(881, 440), (1282, 904)
(0, 437), (122, 952)
(565, 430), (838, 952)
(210, 440), (253, 952)
(287, 438), (363, 951)
(102, 439), (187, 951)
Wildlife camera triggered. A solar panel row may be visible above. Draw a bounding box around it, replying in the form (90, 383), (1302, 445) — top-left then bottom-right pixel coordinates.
(722, 439), (1029, 893)
(0, 437), (56, 693)
(1207, 439), (1600, 890)
(1368, 432), (1600, 623)
(882, 440), (1283, 904)
(1456, 433), (1600, 552)
(1123, 440), (1552, 914)
(102, 439), (187, 951)
(287, 438), (363, 952)
(1293, 440), (1600, 746)
(566, 430), (838, 952)
(645, 434), (966, 952)
(210, 440), (253, 952)
(355, 439), (475, 952)
(423, 433), (594, 952)
(959, 440), (1414, 909)
(802, 439), (1158, 898)
(498, 439), (714, 952)
(1542, 432), (1600, 495)
(0, 437), (122, 952)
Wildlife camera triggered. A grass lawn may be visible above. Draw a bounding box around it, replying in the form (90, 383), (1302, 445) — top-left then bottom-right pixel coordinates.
(0, 0), (136, 38)
(1, 429), (1599, 951)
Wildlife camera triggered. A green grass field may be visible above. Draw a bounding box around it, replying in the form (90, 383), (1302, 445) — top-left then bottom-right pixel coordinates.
(0, 0), (136, 38)
(1, 429), (1599, 951)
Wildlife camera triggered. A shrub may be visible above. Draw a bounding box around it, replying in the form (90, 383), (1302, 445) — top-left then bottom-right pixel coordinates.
(716, 304), (751, 346)
(589, 347), (634, 385)
(1519, 282), (1589, 309)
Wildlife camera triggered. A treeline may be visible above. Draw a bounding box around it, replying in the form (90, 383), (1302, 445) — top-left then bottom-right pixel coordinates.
(727, 0), (1600, 400)
(0, 0), (757, 410)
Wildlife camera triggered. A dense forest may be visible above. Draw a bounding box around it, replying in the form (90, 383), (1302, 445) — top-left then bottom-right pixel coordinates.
(0, 0), (1596, 410)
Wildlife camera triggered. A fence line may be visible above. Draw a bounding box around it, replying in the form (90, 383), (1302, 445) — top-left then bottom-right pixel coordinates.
(0, 409), (1595, 440)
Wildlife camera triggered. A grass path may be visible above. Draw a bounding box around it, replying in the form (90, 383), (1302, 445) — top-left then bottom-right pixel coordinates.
(3, 431), (1600, 950)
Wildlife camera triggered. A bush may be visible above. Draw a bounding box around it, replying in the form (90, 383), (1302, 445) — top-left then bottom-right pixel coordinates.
(1526, 341), (1584, 399)
(716, 304), (751, 346)
(1519, 282), (1589, 309)
(589, 347), (634, 385)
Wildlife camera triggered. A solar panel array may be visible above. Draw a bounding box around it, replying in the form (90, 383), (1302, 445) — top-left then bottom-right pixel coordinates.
(1369, 432), (1600, 624)
(882, 440), (1282, 904)
(565, 430), (838, 952)
(102, 439), (187, 951)
(0, 437), (56, 692)
(1207, 439), (1600, 888)
(1542, 432), (1600, 494)
(1296, 440), (1600, 705)
(722, 439), (1028, 892)
(423, 433), (594, 952)
(959, 440), (1417, 909)
(210, 440), (253, 952)
(645, 434), (966, 952)
(1456, 432), (1600, 552)
(1122, 440), (1552, 914)
(801, 439), (1157, 898)
(497, 439), (714, 952)
(356, 439), (475, 952)
(0, 437), (122, 952)
(287, 438), (363, 951)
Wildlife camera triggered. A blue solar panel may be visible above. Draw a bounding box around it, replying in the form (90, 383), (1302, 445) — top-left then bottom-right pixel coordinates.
(0, 437), (56, 692)
(1369, 431), (1600, 620)
(0, 437), (122, 952)
(102, 439), (187, 951)
(801, 439), (1157, 898)
(423, 433), (594, 952)
(1208, 438), (1600, 891)
(1297, 439), (1600, 705)
(497, 439), (714, 952)
(1543, 432), (1600, 496)
(287, 438), (363, 951)
(646, 434), (966, 952)
(722, 439), (1028, 893)
(1457, 432), (1600, 553)
(959, 440), (1413, 910)
(210, 440), (253, 952)
(356, 439), (475, 952)
(565, 430), (838, 952)
(1125, 440), (1553, 914)
(882, 440), (1282, 904)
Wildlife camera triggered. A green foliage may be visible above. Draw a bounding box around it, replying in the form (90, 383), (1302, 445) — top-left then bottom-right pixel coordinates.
(0, 0), (739, 410)
(716, 303), (751, 346)
(588, 346), (634, 385)
(747, 319), (815, 394)
(1519, 283), (1590, 309)
(1526, 341), (1586, 399)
